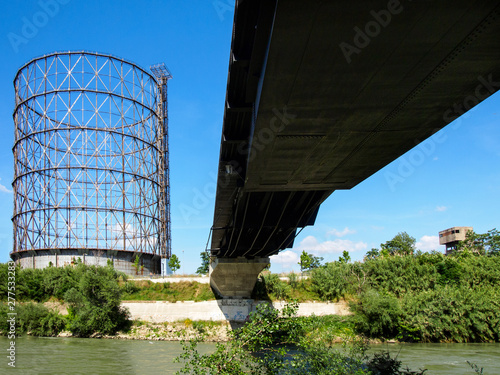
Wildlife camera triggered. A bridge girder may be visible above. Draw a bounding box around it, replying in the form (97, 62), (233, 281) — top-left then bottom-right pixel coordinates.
(211, 0), (500, 261)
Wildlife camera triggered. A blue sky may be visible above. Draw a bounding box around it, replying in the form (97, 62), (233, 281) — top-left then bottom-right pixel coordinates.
(0, 0), (498, 274)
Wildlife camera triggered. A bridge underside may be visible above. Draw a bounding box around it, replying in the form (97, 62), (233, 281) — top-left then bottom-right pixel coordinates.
(209, 0), (500, 297)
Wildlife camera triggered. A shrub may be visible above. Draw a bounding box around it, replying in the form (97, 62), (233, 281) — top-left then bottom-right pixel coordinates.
(311, 262), (352, 301)
(350, 289), (402, 339)
(367, 352), (404, 375)
(0, 264), (10, 300)
(363, 256), (438, 297)
(0, 302), (66, 337)
(42, 266), (78, 300)
(121, 280), (140, 295)
(259, 273), (291, 300)
(65, 303), (129, 337)
(175, 302), (424, 375)
(288, 272), (299, 289)
(367, 351), (428, 375)
(64, 265), (130, 336)
(400, 285), (500, 343)
(16, 268), (46, 301)
(0, 303), (11, 334)
(457, 255), (500, 288)
(436, 258), (462, 285)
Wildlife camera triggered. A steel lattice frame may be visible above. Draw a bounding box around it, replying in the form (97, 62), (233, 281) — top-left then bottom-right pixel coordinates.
(150, 63), (172, 263)
(12, 51), (168, 260)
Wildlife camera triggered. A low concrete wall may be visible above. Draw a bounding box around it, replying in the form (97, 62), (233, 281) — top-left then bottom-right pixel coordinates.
(131, 276), (210, 284)
(130, 275), (307, 284)
(122, 300), (350, 323)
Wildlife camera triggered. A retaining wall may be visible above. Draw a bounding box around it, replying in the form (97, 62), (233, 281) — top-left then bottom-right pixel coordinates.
(122, 300), (350, 323)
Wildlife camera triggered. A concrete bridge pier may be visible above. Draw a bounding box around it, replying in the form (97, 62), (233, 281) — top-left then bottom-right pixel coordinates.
(209, 257), (270, 298)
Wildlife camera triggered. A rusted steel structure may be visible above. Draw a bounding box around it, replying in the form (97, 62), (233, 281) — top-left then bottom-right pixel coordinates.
(11, 51), (171, 274)
(150, 63), (173, 273)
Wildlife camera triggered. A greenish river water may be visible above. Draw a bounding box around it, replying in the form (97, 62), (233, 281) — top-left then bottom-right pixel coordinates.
(1, 336), (499, 374)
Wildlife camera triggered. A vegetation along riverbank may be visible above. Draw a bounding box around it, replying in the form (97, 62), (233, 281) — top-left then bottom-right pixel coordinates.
(1, 230), (499, 343)
(1, 230), (498, 373)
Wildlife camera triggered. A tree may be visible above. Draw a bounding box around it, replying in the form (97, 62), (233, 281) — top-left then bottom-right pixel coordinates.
(310, 254), (324, 269)
(298, 251), (323, 273)
(132, 255), (140, 275)
(365, 248), (380, 260)
(299, 250), (312, 273)
(457, 228), (500, 256)
(168, 254), (181, 274)
(64, 265), (130, 336)
(196, 252), (210, 275)
(381, 232), (416, 256)
(487, 228), (500, 256)
(338, 250), (351, 263)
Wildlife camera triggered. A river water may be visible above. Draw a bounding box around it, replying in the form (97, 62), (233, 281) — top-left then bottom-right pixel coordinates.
(1, 336), (499, 374)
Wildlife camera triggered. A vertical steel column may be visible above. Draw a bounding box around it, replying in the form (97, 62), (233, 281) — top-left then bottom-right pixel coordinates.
(150, 63), (173, 263)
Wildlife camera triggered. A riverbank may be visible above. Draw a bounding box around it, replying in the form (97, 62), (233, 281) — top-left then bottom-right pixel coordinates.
(3, 253), (499, 344)
(57, 320), (233, 342)
(45, 300), (350, 323)
(122, 299), (350, 322)
(43, 299), (351, 342)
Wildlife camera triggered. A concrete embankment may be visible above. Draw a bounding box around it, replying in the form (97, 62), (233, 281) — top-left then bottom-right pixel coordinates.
(130, 275), (307, 284)
(45, 299), (350, 323)
(131, 276), (210, 284)
(47, 300), (350, 341)
(122, 300), (350, 323)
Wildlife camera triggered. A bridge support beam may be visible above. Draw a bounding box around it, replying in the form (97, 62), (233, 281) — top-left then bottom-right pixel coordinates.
(210, 257), (270, 299)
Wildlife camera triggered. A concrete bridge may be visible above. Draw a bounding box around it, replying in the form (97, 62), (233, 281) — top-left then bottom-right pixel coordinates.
(209, 0), (500, 298)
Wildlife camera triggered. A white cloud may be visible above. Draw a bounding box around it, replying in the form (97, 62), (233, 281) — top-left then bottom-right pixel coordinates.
(270, 250), (299, 267)
(416, 235), (440, 252)
(327, 227), (356, 237)
(297, 235), (367, 255)
(0, 184), (12, 194)
(435, 206), (447, 212)
(0, 178), (12, 194)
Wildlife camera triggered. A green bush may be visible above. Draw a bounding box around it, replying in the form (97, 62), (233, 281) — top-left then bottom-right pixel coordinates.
(257, 273), (291, 300)
(288, 272), (299, 289)
(350, 289), (402, 339)
(65, 304), (129, 337)
(298, 314), (355, 344)
(0, 302), (65, 337)
(363, 256), (438, 297)
(311, 262), (352, 301)
(400, 285), (500, 343)
(367, 351), (427, 375)
(64, 265), (130, 336)
(436, 258), (462, 285)
(42, 266), (78, 300)
(16, 268), (46, 301)
(176, 302), (426, 375)
(0, 303), (11, 334)
(121, 281), (140, 295)
(457, 255), (500, 288)
(18, 303), (66, 336)
(0, 264), (10, 300)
